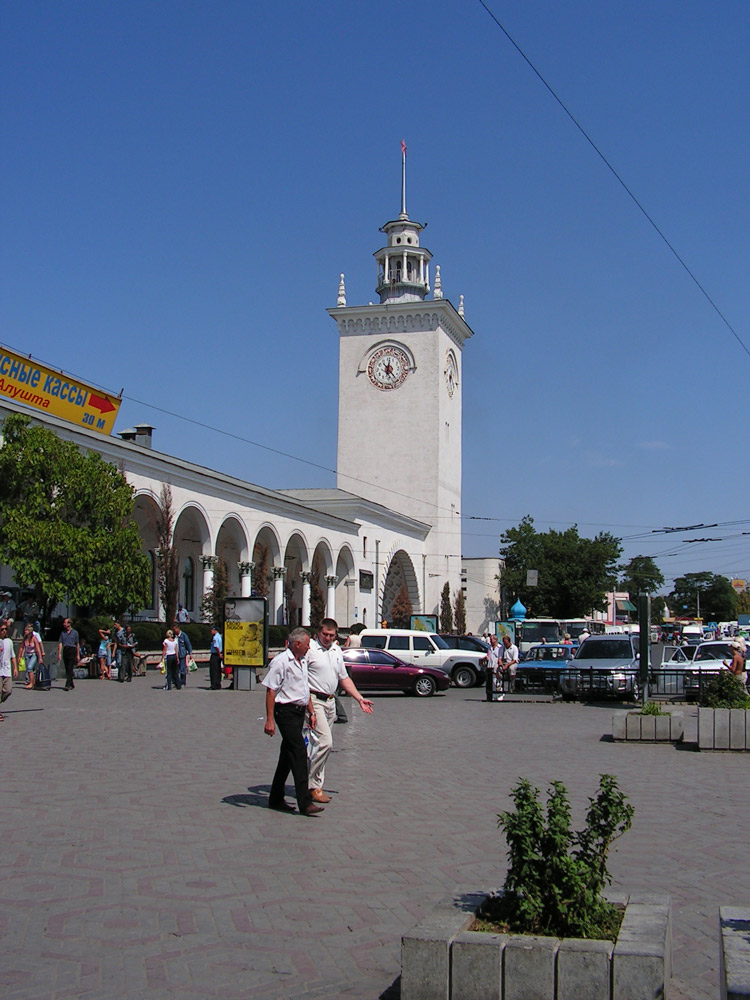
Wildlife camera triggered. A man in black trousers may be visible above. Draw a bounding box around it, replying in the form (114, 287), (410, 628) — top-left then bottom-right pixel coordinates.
(263, 627), (323, 817)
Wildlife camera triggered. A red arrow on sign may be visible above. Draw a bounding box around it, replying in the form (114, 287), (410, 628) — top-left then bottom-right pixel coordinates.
(89, 394), (116, 414)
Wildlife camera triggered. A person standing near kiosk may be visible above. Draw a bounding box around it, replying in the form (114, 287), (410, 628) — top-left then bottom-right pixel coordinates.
(209, 625), (223, 690)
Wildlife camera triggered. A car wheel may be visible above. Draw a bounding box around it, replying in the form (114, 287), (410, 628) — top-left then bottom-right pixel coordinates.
(630, 678), (641, 703)
(413, 675), (436, 697)
(452, 665), (477, 688)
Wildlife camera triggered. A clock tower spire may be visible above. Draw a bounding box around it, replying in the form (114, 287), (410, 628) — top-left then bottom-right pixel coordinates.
(373, 140), (432, 305)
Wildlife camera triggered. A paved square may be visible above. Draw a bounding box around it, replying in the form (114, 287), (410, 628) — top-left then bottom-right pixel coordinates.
(1, 674), (745, 999)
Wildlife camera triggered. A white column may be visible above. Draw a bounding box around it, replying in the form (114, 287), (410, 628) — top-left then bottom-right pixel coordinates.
(200, 555), (216, 598)
(300, 572), (312, 626)
(325, 575), (337, 619)
(273, 567), (286, 626)
(238, 561), (254, 598)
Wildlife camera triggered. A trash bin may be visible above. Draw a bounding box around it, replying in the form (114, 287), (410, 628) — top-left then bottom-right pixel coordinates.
(232, 666), (256, 691)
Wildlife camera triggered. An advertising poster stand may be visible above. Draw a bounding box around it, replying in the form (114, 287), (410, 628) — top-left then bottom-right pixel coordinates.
(223, 598), (268, 691)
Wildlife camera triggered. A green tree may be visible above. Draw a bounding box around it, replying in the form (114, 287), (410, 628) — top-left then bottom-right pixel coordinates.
(390, 583), (412, 628)
(619, 555), (664, 598)
(251, 543), (270, 599)
(735, 591), (750, 615)
(154, 484), (180, 625)
(200, 556), (229, 625)
(669, 572), (737, 622)
(619, 555), (665, 622)
(0, 414), (149, 622)
(650, 595), (667, 625)
(440, 581), (453, 632)
(499, 516), (622, 618)
(453, 588), (467, 634)
(309, 564), (325, 632)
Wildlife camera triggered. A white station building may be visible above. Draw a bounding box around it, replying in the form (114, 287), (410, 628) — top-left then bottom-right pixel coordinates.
(0, 175), (494, 629)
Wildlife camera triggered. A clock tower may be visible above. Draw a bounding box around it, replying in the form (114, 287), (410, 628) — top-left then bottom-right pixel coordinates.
(327, 149), (474, 616)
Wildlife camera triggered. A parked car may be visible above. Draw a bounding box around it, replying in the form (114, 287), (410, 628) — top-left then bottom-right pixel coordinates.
(651, 644), (695, 696)
(439, 634), (490, 654)
(341, 647), (450, 697)
(559, 634), (641, 701)
(682, 641), (736, 701)
(358, 629), (487, 688)
(516, 643), (576, 693)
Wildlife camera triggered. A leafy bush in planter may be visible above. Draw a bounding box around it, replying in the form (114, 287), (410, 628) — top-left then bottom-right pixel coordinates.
(699, 671), (750, 709)
(640, 700), (667, 716)
(483, 774), (633, 940)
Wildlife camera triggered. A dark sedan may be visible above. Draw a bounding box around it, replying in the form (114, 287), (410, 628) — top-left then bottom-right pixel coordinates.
(341, 648), (450, 697)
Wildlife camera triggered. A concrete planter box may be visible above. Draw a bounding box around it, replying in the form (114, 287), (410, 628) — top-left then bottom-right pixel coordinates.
(720, 907), (750, 1000)
(698, 707), (750, 750)
(612, 711), (684, 743)
(401, 892), (671, 1000)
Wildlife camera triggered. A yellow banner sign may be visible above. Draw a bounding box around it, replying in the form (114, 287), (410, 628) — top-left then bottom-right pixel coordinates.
(0, 346), (121, 435)
(224, 620), (264, 667)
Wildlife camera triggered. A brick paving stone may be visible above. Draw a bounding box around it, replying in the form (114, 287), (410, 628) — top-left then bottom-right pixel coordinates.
(1, 677), (747, 998)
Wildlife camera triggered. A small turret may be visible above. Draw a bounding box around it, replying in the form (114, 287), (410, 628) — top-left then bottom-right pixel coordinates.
(372, 141), (433, 304)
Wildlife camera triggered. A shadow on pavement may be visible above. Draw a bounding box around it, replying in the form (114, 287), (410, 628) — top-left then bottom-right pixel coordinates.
(222, 785), (273, 809)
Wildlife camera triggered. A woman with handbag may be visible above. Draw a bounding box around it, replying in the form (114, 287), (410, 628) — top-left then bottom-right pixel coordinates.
(18, 623), (44, 690)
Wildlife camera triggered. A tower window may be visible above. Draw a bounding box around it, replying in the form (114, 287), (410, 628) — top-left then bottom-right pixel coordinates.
(396, 237), (402, 244)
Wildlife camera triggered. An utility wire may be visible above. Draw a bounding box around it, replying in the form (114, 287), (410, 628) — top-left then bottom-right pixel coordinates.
(476, 0), (750, 362)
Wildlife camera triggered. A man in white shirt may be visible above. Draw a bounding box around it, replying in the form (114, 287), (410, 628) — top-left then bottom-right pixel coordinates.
(263, 628), (323, 816)
(0, 622), (17, 722)
(499, 634), (520, 696)
(307, 617), (374, 803)
(486, 634), (502, 698)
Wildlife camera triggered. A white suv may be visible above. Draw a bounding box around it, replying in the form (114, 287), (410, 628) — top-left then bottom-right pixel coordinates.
(358, 629), (487, 688)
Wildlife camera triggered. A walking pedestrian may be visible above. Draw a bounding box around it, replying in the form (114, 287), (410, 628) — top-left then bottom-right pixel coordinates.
(263, 627), (323, 816)
(209, 626), (223, 690)
(57, 618), (80, 691)
(307, 617), (373, 803)
(174, 622), (192, 687)
(18, 623), (43, 690)
(162, 629), (181, 690)
(0, 622), (17, 721)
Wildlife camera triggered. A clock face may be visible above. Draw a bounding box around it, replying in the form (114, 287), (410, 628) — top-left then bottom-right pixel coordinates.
(444, 350), (458, 397)
(367, 346), (409, 391)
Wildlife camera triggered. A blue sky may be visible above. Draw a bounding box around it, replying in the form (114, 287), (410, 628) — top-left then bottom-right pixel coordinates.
(3, 1), (749, 595)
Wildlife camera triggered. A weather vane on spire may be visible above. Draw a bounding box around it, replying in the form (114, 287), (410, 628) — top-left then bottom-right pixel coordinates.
(400, 139), (407, 218)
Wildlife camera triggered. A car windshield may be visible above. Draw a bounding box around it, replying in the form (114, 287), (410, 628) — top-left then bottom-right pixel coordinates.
(528, 647), (568, 662)
(576, 639), (633, 659)
(695, 643), (733, 662)
(429, 634), (449, 649)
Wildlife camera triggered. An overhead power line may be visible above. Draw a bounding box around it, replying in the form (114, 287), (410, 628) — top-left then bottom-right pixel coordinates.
(476, 0), (750, 362)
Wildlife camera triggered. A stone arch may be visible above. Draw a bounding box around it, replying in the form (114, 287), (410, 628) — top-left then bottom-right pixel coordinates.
(334, 545), (356, 627)
(132, 490), (160, 617)
(381, 549), (420, 626)
(173, 503), (212, 618)
(216, 515), (250, 598)
(283, 532), (310, 628)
